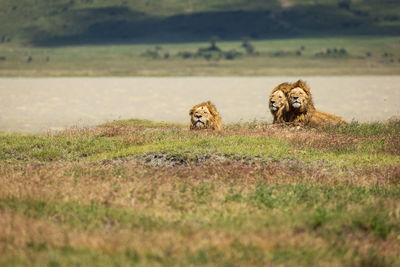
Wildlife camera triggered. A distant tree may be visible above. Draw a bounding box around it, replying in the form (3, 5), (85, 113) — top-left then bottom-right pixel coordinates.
(241, 37), (255, 54)
(209, 36), (220, 51)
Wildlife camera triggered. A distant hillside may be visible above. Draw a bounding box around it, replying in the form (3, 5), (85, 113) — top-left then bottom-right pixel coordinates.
(0, 0), (399, 45)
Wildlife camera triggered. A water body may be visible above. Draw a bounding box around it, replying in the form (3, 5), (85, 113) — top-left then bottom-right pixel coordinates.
(0, 77), (399, 133)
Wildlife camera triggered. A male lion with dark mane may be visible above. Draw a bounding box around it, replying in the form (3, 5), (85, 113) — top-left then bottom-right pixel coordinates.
(269, 82), (291, 124)
(189, 101), (222, 131)
(287, 80), (347, 127)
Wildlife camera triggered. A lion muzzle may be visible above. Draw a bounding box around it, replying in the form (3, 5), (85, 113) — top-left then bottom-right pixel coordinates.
(194, 120), (206, 128)
(292, 102), (301, 108)
(269, 101), (278, 111)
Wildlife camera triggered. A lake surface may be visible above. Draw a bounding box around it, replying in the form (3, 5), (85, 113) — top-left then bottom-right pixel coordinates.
(0, 77), (399, 133)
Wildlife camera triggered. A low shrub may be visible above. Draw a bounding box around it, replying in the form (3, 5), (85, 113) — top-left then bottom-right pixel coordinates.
(315, 48), (348, 57)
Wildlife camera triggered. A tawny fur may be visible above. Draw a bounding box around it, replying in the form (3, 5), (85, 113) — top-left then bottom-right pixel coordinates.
(189, 101), (222, 131)
(309, 110), (348, 127)
(268, 82), (291, 124)
(287, 80), (347, 127)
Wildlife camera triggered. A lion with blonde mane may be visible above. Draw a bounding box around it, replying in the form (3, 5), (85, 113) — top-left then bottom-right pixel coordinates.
(287, 80), (347, 127)
(269, 82), (291, 124)
(189, 101), (222, 131)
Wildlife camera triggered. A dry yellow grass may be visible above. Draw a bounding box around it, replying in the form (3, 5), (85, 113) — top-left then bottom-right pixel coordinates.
(0, 120), (399, 266)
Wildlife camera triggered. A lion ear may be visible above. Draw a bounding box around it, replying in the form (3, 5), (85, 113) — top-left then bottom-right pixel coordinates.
(189, 107), (195, 116)
(206, 101), (218, 116)
(293, 80), (311, 95)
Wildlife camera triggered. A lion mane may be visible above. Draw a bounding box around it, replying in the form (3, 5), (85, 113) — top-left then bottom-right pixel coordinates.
(269, 82), (291, 124)
(287, 80), (347, 127)
(189, 101), (222, 131)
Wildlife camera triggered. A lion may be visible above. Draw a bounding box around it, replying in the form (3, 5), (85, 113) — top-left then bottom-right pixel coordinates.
(269, 82), (291, 124)
(189, 101), (222, 131)
(287, 80), (347, 127)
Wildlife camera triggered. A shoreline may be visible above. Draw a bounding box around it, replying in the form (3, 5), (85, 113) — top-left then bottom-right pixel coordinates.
(1, 76), (399, 133)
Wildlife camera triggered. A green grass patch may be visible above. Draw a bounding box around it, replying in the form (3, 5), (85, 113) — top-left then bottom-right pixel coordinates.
(0, 133), (128, 162)
(0, 198), (164, 231)
(2, 184), (399, 234)
(100, 118), (187, 129)
(0, 247), (144, 267)
(322, 120), (400, 137)
(1, 120), (400, 168)
(101, 135), (291, 158)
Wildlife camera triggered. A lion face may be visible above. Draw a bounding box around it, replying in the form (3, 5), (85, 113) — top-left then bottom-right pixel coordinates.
(189, 101), (222, 131)
(288, 87), (309, 111)
(269, 90), (287, 112)
(191, 106), (212, 129)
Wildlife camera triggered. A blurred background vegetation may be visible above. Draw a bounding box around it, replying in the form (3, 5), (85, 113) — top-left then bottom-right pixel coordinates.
(1, 0), (399, 45)
(0, 0), (399, 76)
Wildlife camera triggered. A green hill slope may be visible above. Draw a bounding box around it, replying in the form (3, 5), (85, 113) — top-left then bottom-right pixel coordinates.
(0, 0), (399, 45)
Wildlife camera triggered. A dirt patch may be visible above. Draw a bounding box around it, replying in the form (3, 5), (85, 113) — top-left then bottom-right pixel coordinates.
(114, 152), (270, 168)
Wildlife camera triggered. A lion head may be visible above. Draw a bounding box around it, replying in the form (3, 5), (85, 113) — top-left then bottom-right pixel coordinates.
(269, 90), (287, 112)
(288, 80), (315, 113)
(269, 90), (290, 123)
(269, 82), (291, 123)
(189, 101), (222, 131)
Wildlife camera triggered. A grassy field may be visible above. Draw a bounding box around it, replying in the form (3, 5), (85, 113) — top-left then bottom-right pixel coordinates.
(1, 36), (400, 76)
(1, 119), (399, 266)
